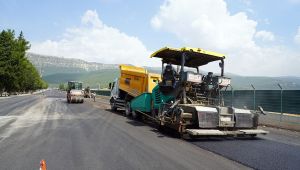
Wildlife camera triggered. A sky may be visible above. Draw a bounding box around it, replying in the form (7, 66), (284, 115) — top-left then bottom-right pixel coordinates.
(1, 0), (300, 76)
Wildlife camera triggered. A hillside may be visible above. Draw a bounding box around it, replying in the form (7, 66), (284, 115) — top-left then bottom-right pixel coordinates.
(26, 53), (118, 76)
(227, 75), (300, 90)
(27, 53), (300, 90)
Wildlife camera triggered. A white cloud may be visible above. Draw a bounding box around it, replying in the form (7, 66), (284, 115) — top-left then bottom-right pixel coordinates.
(255, 30), (275, 42)
(295, 26), (300, 45)
(151, 0), (257, 50)
(81, 10), (103, 27)
(151, 0), (299, 76)
(30, 10), (157, 67)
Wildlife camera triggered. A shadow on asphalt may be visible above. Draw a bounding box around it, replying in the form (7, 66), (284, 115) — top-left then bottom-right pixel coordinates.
(105, 109), (126, 117)
(126, 120), (146, 127)
(186, 136), (264, 142)
(105, 108), (181, 139)
(104, 108), (266, 141)
(150, 128), (181, 138)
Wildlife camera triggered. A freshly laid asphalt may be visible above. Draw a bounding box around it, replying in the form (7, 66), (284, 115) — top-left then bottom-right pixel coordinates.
(0, 89), (299, 170)
(190, 134), (300, 170)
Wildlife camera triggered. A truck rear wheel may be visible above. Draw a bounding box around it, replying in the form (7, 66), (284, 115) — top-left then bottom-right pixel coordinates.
(125, 102), (132, 117)
(111, 100), (117, 112)
(132, 111), (140, 120)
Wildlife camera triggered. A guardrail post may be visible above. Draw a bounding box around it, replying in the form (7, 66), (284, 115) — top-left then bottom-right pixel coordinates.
(251, 84), (256, 110)
(277, 84), (283, 126)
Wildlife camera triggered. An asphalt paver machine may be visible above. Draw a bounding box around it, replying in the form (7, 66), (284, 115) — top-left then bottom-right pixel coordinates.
(129, 47), (268, 137)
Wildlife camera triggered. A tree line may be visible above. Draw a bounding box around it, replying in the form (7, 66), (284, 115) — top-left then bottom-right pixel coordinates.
(0, 29), (48, 95)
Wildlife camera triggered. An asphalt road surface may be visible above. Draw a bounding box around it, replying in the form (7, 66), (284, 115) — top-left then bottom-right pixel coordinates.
(0, 90), (247, 170)
(0, 89), (299, 170)
(190, 129), (300, 170)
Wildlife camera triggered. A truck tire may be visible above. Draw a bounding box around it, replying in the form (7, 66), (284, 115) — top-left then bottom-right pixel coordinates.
(125, 102), (132, 117)
(132, 110), (139, 119)
(111, 100), (117, 112)
(156, 123), (164, 132)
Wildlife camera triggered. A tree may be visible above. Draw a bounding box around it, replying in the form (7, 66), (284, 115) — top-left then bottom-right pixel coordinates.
(0, 29), (48, 94)
(0, 30), (17, 93)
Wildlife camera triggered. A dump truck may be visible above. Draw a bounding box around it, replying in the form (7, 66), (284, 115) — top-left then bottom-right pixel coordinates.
(109, 65), (161, 117)
(67, 81), (84, 103)
(120, 47), (268, 138)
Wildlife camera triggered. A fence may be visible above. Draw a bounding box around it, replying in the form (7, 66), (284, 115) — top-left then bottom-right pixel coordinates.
(93, 86), (300, 130)
(93, 87), (300, 115)
(220, 85), (300, 130)
(222, 89), (300, 115)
